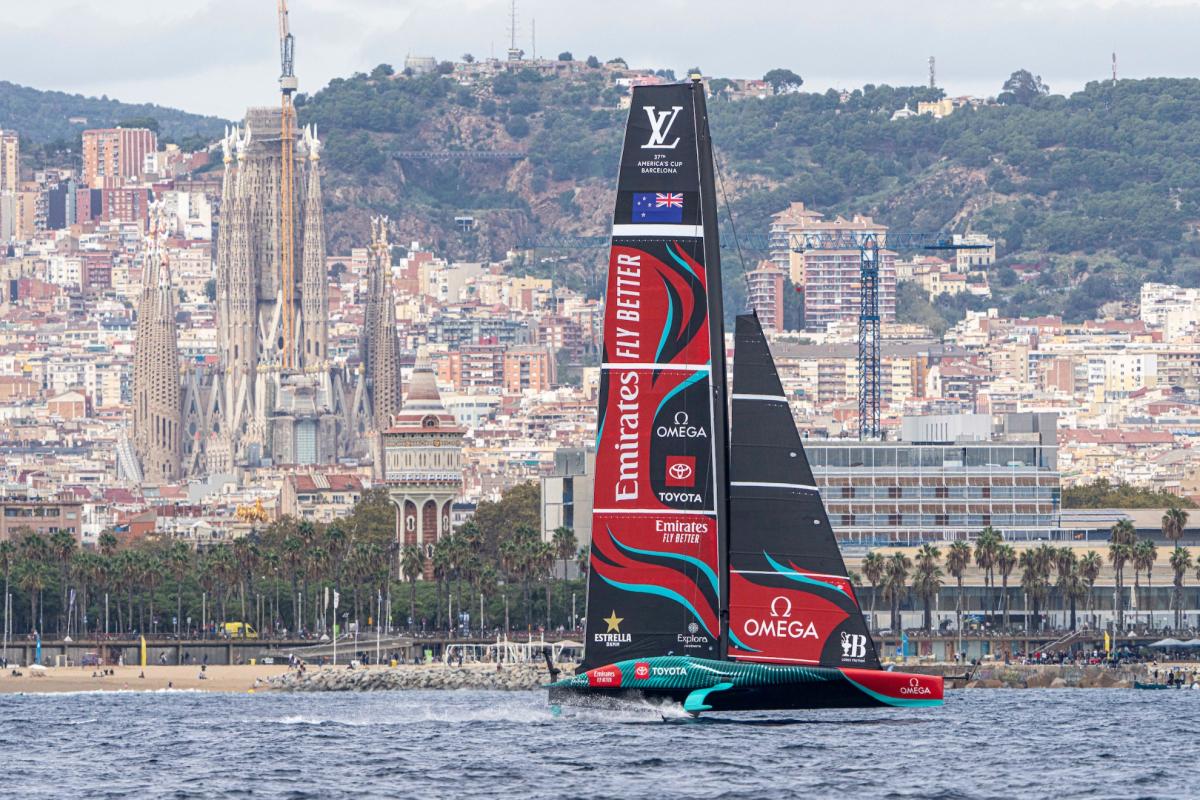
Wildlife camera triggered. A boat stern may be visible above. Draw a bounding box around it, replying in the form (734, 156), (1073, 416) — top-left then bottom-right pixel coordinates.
(838, 667), (944, 707)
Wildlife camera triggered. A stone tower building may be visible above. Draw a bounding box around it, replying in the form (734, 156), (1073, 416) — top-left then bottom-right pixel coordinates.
(131, 215), (183, 484)
(207, 116), (349, 469)
(363, 216), (402, 431)
(383, 350), (464, 567)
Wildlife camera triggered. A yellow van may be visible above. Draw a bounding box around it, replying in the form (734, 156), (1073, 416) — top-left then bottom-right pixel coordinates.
(223, 622), (258, 639)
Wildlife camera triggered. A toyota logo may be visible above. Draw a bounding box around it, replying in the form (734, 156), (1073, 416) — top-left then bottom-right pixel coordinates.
(770, 596), (793, 618)
(667, 462), (693, 481)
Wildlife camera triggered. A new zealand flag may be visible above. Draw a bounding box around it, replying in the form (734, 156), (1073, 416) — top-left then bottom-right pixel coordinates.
(632, 192), (684, 224)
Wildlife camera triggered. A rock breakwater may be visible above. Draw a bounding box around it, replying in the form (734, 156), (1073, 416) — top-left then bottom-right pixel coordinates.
(264, 663), (553, 692)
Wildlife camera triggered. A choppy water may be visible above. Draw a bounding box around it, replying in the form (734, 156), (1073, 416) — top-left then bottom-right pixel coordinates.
(0, 688), (1194, 799)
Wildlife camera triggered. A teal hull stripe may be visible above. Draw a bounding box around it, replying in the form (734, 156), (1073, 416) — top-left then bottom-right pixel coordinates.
(596, 573), (715, 638)
(655, 276), (674, 362)
(610, 530), (719, 595)
(652, 369), (707, 421)
(765, 552), (847, 596)
(841, 674), (943, 708)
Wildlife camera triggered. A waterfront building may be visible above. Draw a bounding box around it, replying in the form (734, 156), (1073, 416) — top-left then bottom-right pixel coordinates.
(0, 130), (18, 192)
(540, 446), (594, 548)
(746, 260), (786, 332)
(809, 412), (1061, 544)
(0, 489), (84, 542)
(767, 203), (896, 331)
(279, 472), (365, 523)
(382, 352), (464, 567)
(81, 128), (157, 187)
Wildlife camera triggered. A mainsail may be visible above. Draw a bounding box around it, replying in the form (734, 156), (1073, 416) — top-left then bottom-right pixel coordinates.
(726, 314), (881, 669)
(582, 81), (729, 671)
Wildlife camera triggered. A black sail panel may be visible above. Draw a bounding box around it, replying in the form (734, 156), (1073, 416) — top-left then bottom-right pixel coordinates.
(726, 314), (881, 670)
(581, 82), (726, 670)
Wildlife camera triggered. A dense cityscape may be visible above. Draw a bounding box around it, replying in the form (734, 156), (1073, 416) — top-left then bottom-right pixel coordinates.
(2, 45), (1200, 653)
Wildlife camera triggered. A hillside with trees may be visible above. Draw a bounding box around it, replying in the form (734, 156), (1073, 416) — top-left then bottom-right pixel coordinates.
(295, 63), (1200, 324)
(0, 80), (227, 152)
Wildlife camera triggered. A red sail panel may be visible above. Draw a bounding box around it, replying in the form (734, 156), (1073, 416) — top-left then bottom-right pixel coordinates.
(726, 571), (854, 665)
(582, 82), (724, 669)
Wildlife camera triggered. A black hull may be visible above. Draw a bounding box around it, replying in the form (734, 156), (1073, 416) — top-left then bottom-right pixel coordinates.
(549, 680), (894, 712)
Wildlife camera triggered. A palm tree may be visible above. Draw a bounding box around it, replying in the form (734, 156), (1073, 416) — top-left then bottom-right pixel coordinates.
(974, 527), (1001, 621)
(1162, 507), (1189, 547)
(1052, 547), (1076, 625)
(945, 541), (971, 636)
(1058, 562), (1088, 631)
(996, 544), (1017, 630)
(1019, 548), (1050, 631)
(1053, 549), (1077, 630)
(861, 551), (885, 631)
(400, 543), (423, 631)
(912, 544), (943, 632)
(98, 530), (118, 558)
(1169, 547), (1192, 631)
(1108, 520), (1136, 630)
(552, 526), (577, 628)
(166, 541), (191, 637)
(48, 529), (77, 637)
(16, 559), (50, 637)
(882, 552), (912, 633)
(1079, 550), (1102, 625)
(1133, 539), (1158, 630)
(432, 538), (452, 631)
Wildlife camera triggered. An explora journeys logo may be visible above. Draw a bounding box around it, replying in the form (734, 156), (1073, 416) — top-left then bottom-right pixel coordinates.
(900, 677), (932, 696)
(678, 621), (709, 647)
(742, 595), (819, 640)
(641, 105), (683, 150)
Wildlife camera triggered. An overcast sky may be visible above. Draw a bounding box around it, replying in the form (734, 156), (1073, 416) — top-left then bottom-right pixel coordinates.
(5, 0), (1200, 119)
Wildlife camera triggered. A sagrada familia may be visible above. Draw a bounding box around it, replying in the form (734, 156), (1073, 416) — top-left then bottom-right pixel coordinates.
(125, 107), (403, 484)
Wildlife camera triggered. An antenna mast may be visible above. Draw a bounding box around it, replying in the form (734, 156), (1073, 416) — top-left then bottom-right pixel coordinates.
(928, 56), (936, 90)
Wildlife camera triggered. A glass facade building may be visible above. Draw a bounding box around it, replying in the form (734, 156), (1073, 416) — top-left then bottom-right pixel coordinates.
(806, 415), (1061, 544)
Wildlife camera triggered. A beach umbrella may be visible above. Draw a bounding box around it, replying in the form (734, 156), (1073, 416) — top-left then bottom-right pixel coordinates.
(1149, 638), (1185, 648)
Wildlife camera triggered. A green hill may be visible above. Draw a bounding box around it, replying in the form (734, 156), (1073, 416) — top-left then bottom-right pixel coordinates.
(297, 66), (1200, 324)
(0, 80), (227, 147)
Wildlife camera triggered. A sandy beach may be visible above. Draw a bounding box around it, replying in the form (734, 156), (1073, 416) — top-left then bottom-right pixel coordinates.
(0, 664), (295, 693)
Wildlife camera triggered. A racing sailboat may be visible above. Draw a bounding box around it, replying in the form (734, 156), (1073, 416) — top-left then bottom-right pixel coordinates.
(547, 78), (943, 714)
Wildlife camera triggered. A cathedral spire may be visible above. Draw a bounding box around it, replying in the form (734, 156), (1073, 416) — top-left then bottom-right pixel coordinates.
(364, 216), (401, 430)
(132, 209), (183, 484)
(300, 124), (328, 367)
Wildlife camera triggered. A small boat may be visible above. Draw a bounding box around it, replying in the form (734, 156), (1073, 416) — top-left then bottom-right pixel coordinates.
(1134, 681), (1170, 690)
(547, 78), (942, 716)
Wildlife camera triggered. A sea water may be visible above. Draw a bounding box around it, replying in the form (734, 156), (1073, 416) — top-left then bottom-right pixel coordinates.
(0, 689), (1192, 798)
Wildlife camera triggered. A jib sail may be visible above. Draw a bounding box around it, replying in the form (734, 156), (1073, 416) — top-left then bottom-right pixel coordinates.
(726, 314), (881, 670)
(581, 80), (729, 671)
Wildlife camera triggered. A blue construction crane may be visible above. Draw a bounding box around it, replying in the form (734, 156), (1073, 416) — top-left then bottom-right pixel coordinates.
(514, 230), (989, 440)
(789, 231), (990, 441)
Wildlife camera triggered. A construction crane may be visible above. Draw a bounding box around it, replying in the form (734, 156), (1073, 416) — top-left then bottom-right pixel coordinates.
(515, 230), (988, 441)
(789, 231), (991, 441)
(278, 0), (298, 370)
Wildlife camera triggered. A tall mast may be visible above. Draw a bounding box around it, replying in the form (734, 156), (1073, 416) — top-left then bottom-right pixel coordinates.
(692, 76), (732, 659)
